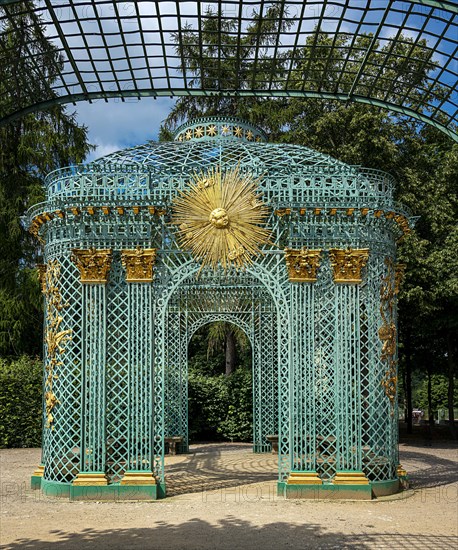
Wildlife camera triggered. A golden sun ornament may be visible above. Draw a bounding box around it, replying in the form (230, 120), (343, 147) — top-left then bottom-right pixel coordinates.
(172, 166), (271, 271)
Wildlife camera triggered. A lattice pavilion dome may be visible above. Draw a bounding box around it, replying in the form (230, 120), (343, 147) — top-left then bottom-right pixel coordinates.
(94, 116), (350, 172)
(42, 117), (402, 218)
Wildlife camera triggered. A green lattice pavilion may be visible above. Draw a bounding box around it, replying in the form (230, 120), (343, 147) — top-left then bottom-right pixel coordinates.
(28, 118), (411, 499)
(28, 117), (412, 500)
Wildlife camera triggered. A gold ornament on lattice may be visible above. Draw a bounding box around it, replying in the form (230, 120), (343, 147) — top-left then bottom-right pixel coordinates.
(172, 165), (271, 271)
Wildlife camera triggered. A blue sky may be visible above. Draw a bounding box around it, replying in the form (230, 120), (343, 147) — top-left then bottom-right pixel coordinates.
(64, 1), (456, 159)
(74, 97), (175, 161)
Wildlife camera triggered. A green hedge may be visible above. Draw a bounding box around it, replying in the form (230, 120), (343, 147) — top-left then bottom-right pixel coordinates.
(0, 354), (254, 447)
(188, 366), (253, 442)
(0, 356), (43, 448)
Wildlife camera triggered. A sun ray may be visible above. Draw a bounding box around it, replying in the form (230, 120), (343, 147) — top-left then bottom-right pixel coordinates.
(172, 166), (271, 271)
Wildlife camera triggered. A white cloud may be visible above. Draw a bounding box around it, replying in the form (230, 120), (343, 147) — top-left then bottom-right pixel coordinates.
(72, 97), (175, 161)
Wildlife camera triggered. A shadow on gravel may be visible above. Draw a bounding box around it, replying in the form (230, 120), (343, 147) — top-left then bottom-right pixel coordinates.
(3, 521), (458, 550)
(165, 443), (277, 497)
(400, 445), (458, 490)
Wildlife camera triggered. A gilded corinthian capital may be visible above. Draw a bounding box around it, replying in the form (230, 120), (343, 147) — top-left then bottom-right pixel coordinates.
(329, 248), (369, 284)
(71, 248), (113, 284)
(284, 248), (322, 282)
(121, 247), (157, 282)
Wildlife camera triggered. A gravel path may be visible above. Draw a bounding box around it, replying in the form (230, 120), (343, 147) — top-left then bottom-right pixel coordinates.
(0, 441), (457, 549)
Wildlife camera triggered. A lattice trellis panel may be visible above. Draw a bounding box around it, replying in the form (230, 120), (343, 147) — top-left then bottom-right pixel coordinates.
(105, 258), (129, 483)
(164, 311), (185, 445)
(42, 256), (81, 484)
(313, 261), (339, 481)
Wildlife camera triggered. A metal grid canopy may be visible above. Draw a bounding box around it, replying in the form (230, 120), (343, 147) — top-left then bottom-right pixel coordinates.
(30, 116), (410, 499)
(1, 1), (457, 140)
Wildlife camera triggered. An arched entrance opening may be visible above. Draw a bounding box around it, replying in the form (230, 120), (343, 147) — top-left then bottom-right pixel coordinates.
(185, 321), (253, 444)
(163, 271), (280, 458)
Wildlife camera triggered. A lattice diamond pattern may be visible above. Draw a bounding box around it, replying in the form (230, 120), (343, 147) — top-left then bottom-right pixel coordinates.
(42, 256), (82, 483)
(314, 261), (338, 481)
(105, 258), (129, 483)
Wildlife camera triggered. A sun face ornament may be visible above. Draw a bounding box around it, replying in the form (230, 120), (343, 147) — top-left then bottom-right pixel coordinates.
(172, 166), (271, 271)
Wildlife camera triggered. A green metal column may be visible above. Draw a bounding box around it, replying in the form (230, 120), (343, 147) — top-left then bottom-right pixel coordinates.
(125, 282), (154, 474)
(70, 249), (112, 487)
(290, 281), (317, 473)
(334, 283), (362, 472)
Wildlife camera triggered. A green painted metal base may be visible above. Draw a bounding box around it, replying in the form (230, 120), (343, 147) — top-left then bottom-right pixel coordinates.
(37, 478), (164, 501)
(31, 475), (43, 490)
(278, 478), (401, 500)
(371, 479), (400, 497)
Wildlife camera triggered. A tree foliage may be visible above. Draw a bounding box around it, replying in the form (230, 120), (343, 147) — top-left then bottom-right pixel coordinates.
(187, 324), (253, 441)
(0, 356), (42, 447)
(207, 322), (249, 376)
(0, 3), (92, 357)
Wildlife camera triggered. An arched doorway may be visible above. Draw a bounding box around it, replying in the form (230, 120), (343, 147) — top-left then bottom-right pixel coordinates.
(163, 271), (281, 457)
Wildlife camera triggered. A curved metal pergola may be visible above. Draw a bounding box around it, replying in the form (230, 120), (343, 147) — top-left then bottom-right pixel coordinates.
(1, 0), (457, 140)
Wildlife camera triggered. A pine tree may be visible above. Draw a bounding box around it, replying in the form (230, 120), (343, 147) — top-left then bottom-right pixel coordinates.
(0, 3), (93, 357)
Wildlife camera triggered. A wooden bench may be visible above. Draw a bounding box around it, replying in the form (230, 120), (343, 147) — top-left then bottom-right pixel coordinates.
(165, 436), (183, 456)
(266, 435), (279, 454)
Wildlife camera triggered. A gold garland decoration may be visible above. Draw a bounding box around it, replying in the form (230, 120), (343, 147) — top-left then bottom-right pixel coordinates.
(379, 259), (405, 415)
(43, 260), (72, 430)
(172, 166), (271, 271)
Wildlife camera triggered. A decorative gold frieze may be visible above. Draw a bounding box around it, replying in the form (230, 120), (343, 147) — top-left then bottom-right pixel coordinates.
(71, 248), (113, 284)
(147, 206), (166, 216)
(121, 247), (157, 283)
(284, 248), (322, 282)
(274, 208), (291, 217)
(329, 248), (369, 284)
(43, 260), (72, 430)
(395, 214), (410, 235)
(29, 218), (44, 244)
